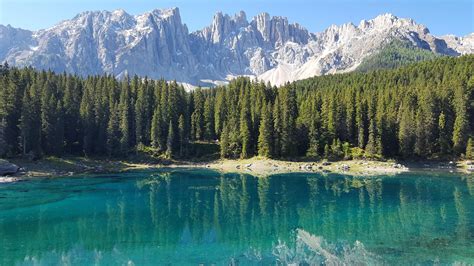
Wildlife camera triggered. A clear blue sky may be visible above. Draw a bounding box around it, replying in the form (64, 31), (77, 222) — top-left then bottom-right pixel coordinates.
(0, 0), (472, 36)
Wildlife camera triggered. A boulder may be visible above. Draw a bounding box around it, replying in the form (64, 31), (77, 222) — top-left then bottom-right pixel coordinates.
(0, 160), (20, 176)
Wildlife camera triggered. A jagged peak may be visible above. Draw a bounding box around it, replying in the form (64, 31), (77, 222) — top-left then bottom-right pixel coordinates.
(375, 13), (398, 20)
(112, 9), (127, 16)
(211, 10), (248, 24)
(149, 7), (181, 19)
(254, 12), (271, 20)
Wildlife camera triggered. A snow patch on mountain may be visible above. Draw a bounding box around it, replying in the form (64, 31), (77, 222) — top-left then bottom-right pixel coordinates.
(0, 9), (472, 87)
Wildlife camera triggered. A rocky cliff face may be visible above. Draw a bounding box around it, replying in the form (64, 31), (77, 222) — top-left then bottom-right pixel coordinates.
(0, 8), (472, 87)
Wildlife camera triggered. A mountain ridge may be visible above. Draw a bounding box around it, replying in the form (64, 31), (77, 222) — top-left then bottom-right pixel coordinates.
(0, 7), (472, 87)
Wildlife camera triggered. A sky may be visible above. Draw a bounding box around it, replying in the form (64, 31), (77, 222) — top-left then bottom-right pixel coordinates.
(0, 0), (472, 36)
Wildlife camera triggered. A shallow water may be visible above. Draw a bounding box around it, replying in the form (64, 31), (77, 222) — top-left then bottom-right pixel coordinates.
(0, 169), (473, 265)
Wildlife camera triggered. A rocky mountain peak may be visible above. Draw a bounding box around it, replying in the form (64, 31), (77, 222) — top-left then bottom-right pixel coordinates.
(0, 8), (472, 88)
(204, 11), (250, 44)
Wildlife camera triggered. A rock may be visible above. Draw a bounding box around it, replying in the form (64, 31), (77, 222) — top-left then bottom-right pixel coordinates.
(0, 160), (20, 176)
(393, 163), (403, 169)
(0, 9), (471, 88)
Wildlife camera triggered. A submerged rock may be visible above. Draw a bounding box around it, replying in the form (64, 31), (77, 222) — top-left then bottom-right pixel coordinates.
(0, 160), (20, 176)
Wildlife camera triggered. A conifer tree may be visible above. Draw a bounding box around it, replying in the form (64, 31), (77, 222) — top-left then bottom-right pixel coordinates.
(452, 86), (469, 154)
(80, 81), (95, 156)
(107, 103), (120, 157)
(398, 106), (415, 157)
(0, 118), (6, 157)
(257, 102), (273, 157)
(178, 114), (186, 157)
(272, 97), (282, 157)
(41, 80), (59, 155)
(191, 88), (204, 140)
(63, 77), (81, 153)
(20, 88), (34, 155)
(119, 79), (131, 155)
(204, 96), (216, 140)
(151, 106), (164, 151)
(240, 101), (252, 158)
(466, 138), (473, 160)
(220, 122), (230, 158)
(280, 87), (297, 157)
(306, 114), (320, 158)
(166, 120), (175, 158)
(437, 112), (450, 155)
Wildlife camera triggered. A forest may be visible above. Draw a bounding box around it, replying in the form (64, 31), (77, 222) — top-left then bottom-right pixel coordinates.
(0, 55), (473, 161)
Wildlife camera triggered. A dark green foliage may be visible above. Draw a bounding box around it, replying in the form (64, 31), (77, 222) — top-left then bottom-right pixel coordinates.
(357, 40), (440, 72)
(466, 138), (473, 160)
(151, 106), (164, 151)
(107, 103), (120, 157)
(257, 102), (273, 158)
(166, 120), (175, 158)
(0, 55), (472, 161)
(178, 114), (187, 157)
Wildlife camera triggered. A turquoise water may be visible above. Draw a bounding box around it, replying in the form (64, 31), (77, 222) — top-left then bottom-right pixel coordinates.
(0, 169), (473, 265)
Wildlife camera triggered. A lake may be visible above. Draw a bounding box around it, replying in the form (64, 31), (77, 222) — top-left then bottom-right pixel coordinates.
(0, 169), (473, 265)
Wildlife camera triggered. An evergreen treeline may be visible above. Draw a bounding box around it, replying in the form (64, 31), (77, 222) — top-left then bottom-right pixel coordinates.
(0, 56), (473, 160)
(356, 40), (440, 73)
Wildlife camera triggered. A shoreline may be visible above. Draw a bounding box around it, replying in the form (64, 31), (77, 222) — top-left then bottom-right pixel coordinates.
(2, 156), (472, 181)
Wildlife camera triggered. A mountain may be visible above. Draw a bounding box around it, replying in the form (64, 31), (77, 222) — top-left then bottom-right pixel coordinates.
(0, 8), (472, 87)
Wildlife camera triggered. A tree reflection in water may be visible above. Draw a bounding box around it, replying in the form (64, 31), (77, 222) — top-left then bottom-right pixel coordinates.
(0, 170), (472, 264)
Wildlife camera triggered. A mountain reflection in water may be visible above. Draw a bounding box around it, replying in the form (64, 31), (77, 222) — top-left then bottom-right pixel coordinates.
(0, 169), (472, 265)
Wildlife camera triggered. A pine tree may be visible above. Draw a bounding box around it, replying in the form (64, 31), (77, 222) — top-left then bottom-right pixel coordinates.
(306, 115), (320, 158)
(63, 76), (81, 153)
(365, 118), (378, 156)
(452, 85), (469, 154)
(118, 79), (131, 155)
(135, 83), (146, 146)
(178, 114), (187, 157)
(214, 89), (226, 137)
(204, 96), (216, 140)
(437, 112), (450, 155)
(1, 73), (22, 155)
(257, 102), (273, 157)
(166, 120), (175, 158)
(280, 87), (297, 157)
(20, 88), (34, 156)
(80, 81), (95, 156)
(41, 80), (59, 155)
(356, 96), (366, 149)
(272, 97), (282, 157)
(54, 100), (64, 156)
(240, 95), (252, 158)
(466, 138), (473, 160)
(151, 106), (164, 151)
(398, 105), (415, 157)
(324, 144), (331, 159)
(191, 88), (204, 140)
(107, 102), (120, 157)
(220, 122), (230, 158)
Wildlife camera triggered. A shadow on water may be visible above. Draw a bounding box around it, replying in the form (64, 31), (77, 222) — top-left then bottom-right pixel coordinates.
(0, 169), (473, 264)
